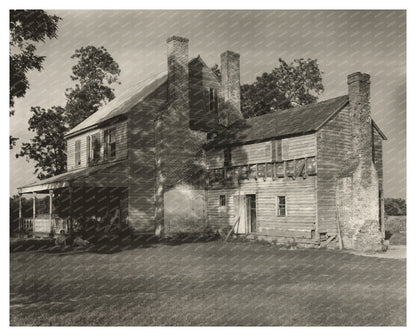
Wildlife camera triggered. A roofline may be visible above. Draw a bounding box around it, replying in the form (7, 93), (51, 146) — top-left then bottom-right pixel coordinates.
(372, 120), (388, 140)
(314, 97), (349, 131)
(64, 78), (167, 139)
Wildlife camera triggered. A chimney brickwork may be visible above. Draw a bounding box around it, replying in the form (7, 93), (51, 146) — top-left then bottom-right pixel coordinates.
(220, 50), (243, 126)
(336, 72), (383, 251)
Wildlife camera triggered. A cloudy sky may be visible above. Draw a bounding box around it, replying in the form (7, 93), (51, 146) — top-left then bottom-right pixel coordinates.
(9, 10), (406, 198)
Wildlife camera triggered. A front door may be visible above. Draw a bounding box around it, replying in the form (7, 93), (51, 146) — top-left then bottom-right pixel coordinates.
(246, 194), (256, 233)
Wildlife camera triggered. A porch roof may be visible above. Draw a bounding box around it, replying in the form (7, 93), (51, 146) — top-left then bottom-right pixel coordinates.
(17, 160), (129, 194)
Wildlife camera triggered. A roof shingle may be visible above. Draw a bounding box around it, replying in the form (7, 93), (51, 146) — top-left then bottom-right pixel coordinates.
(206, 95), (350, 148)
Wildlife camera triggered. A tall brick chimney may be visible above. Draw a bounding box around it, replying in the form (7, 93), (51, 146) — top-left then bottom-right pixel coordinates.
(220, 50), (243, 126)
(336, 71), (382, 251)
(167, 36), (190, 130)
(347, 72), (373, 168)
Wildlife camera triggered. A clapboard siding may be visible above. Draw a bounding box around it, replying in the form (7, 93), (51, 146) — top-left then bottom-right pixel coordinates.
(206, 149), (224, 168)
(67, 120), (128, 171)
(127, 82), (166, 233)
(316, 104), (352, 235)
(206, 134), (317, 169)
(283, 134), (316, 160)
(207, 176), (317, 236)
(231, 142), (271, 165)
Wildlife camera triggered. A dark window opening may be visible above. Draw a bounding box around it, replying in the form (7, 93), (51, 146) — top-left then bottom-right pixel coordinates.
(277, 196), (286, 217)
(104, 128), (116, 160)
(219, 195), (226, 207)
(91, 133), (101, 163)
(209, 88), (218, 114)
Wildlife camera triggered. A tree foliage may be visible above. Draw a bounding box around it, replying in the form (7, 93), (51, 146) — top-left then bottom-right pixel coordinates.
(10, 10), (61, 110)
(384, 198), (406, 216)
(238, 58), (323, 118)
(10, 10), (61, 148)
(17, 46), (121, 179)
(65, 46), (121, 128)
(18, 106), (68, 179)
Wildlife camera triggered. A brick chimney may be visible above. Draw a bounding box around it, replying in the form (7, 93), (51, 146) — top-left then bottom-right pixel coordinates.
(347, 72), (372, 168)
(220, 50), (243, 126)
(167, 36), (190, 130)
(336, 71), (382, 251)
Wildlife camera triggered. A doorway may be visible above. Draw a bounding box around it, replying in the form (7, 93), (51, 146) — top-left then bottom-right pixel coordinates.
(246, 194), (256, 233)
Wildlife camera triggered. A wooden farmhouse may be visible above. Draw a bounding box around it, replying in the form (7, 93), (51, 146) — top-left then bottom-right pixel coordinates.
(17, 36), (387, 250)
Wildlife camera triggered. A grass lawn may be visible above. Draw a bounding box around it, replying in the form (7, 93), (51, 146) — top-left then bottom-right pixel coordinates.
(10, 240), (406, 326)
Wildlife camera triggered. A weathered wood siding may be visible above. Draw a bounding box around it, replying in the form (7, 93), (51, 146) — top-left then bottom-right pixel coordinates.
(372, 128), (383, 192)
(316, 104), (352, 235)
(66, 120), (128, 171)
(207, 176), (317, 237)
(206, 134), (316, 169)
(283, 134), (316, 160)
(127, 82), (166, 233)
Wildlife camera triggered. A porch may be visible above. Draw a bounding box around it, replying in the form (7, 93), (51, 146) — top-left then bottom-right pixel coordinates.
(17, 161), (129, 237)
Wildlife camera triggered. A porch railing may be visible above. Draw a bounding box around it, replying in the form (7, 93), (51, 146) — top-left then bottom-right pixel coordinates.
(22, 217), (70, 235)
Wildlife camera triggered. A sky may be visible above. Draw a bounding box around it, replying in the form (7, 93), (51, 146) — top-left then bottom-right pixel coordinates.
(9, 10), (406, 198)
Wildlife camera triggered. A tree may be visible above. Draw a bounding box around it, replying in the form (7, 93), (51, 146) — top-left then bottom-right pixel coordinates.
(65, 46), (121, 128)
(17, 45), (121, 179)
(17, 106), (68, 179)
(10, 10), (61, 147)
(385, 198), (406, 216)
(239, 58), (323, 118)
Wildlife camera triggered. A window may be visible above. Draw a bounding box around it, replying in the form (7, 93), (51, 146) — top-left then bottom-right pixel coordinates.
(276, 196), (286, 217)
(75, 140), (81, 167)
(219, 195), (226, 207)
(104, 128), (116, 160)
(90, 133), (101, 163)
(209, 88), (218, 114)
(224, 148), (231, 167)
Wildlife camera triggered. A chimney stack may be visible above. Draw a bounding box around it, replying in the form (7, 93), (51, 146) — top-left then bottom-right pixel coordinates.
(220, 50), (243, 126)
(167, 36), (189, 129)
(347, 72), (372, 166)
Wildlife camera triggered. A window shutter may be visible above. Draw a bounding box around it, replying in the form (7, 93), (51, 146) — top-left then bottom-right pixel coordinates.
(86, 136), (90, 165)
(277, 139), (283, 161)
(265, 142), (272, 161)
(75, 140), (81, 167)
(271, 141), (277, 161)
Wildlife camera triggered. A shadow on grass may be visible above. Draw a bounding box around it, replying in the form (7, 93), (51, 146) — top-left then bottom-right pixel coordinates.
(10, 232), (221, 255)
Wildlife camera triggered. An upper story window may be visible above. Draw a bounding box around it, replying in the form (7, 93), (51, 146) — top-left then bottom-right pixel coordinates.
(104, 128), (116, 160)
(209, 88), (218, 114)
(75, 140), (81, 167)
(89, 132), (101, 164)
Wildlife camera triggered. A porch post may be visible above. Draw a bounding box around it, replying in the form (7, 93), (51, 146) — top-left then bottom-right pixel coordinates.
(32, 192), (36, 219)
(32, 192), (36, 233)
(18, 193), (22, 235)
(49, 190), (53, 235)
(69, 185), (73, 234)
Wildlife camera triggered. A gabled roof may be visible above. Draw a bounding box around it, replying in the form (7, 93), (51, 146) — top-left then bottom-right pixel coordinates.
(65, 72), (167, 138)
(206, 95), (350, 148)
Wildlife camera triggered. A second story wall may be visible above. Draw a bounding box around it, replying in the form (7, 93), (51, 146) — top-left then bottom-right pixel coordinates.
(66, 119), (128, 171)
(206, 133), (317, 169)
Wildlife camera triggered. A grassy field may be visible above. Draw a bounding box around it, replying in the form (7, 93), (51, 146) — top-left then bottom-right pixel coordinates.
(10, 240), (406, 326)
